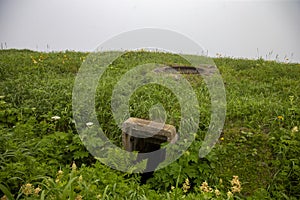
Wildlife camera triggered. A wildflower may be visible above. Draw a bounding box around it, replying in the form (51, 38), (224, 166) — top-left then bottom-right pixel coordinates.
(220, 137), (224, 141)
(182, 178), (190, 193)
(30, 56), (37, 63)
(56, 169), (63, 183)
(230, 176), (241, 193)
(292, 126), (298, 133)
(231, 185), (241, 193)
(230, 176), (240, 186)
(57, 169), (63, 176)
(72, 161), (77, 171)
(79, 175), (83, 182)
(277, 116), (284, 121)
(31, 57), (38, 64)
(51, 116), (61, 120)
(21, 183), (34, 196)
(169, 186), (175, 193)
(75, 195), (83, 200)
(86, 122), (94, 127)
(96, 194), (102, 199)
(200, 181), (213, 193)
(34, 187), (42, 196)
(1, 195), (8, 200)
(214, 189), (221, 196)
(227, 191), (233, 198)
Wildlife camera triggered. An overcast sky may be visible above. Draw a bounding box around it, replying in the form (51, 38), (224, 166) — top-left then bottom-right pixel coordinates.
(0, 0), (299, 62)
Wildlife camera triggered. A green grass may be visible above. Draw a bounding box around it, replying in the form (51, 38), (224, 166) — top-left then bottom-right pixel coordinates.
(0, 49), (299, 199)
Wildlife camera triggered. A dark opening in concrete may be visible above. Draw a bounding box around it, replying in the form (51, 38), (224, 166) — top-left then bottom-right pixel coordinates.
(152, 65), (216, 76)
(122, 118), (177, 183)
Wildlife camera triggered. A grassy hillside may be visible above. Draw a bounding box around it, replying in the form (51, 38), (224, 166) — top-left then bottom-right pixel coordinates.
(0, 49), (299, 199)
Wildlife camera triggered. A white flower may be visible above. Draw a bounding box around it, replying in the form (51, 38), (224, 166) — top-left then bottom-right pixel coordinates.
(86, 122), (94, 127)
(51, 116), (61, 120)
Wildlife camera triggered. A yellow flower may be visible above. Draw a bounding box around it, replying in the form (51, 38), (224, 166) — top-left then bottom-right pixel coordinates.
(227, 191), (233, 198)
(230, 176), (241, 193)
(75, 195), (83, 200)
(277, 116), (284, 120)
(182, 178), (190, 193)
(56, 169), (63, 183)
(220, 137), (224, 141)
(34, 187), (42, 196)
(57, 169), (63, 175)
(214, 189), (221, 196)
(200, 181), (213, 193)
(21, 183), (34, 196)
(30, 55), (38, 64)
(185, 178), (189, 185)
(232, 186), (241, 193)
(79, 175), (83, 182)
(72, 161), (77, 171)
(230, 176), (239, 185)
(292, 126), (298, 133)
(1, 195), (8, 200)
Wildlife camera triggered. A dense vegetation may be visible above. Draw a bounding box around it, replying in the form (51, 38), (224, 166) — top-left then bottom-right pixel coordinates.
(0, 49), (299, 199)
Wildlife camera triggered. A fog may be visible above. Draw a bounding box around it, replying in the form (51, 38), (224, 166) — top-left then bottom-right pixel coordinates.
(0, 0), (299, 62)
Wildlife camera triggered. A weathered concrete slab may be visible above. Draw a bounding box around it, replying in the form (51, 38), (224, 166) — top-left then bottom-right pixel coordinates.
(122, 117), (176, 152)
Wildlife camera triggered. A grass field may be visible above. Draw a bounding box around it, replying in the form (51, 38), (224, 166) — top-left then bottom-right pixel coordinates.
(0, 49), (299, 199)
